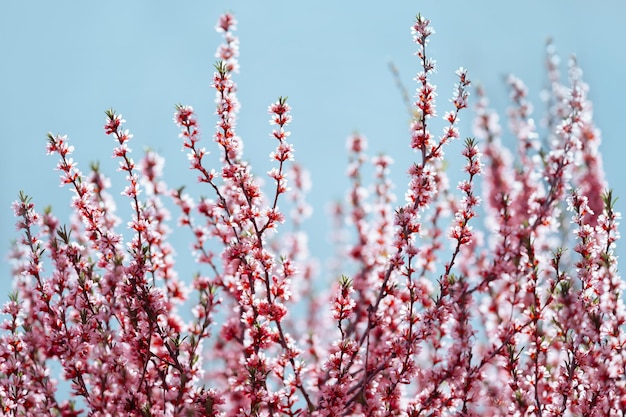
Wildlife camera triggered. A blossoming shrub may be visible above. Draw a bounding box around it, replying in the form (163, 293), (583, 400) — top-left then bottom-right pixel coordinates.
(2, 12), (625, 417)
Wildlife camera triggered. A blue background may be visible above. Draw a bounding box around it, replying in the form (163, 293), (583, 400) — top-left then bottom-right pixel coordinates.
(1, 1), (625, 300)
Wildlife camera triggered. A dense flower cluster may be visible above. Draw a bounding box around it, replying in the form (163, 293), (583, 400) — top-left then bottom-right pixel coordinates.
(2, 12), (624, 416)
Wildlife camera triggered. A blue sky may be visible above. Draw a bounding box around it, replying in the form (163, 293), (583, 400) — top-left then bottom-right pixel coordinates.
(1, 1), (625, 300)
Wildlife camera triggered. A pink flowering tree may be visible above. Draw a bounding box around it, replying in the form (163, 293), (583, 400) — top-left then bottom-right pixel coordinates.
(2, 12), (625, 416)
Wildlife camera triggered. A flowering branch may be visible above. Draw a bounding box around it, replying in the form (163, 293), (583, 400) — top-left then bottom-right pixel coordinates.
(2, 10), (624, 417)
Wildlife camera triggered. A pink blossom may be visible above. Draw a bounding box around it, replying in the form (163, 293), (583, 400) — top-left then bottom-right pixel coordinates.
(3, 11), (625, 417)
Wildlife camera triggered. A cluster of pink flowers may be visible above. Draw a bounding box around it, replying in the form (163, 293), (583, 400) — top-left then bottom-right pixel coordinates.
(2, 12), (625, 416)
